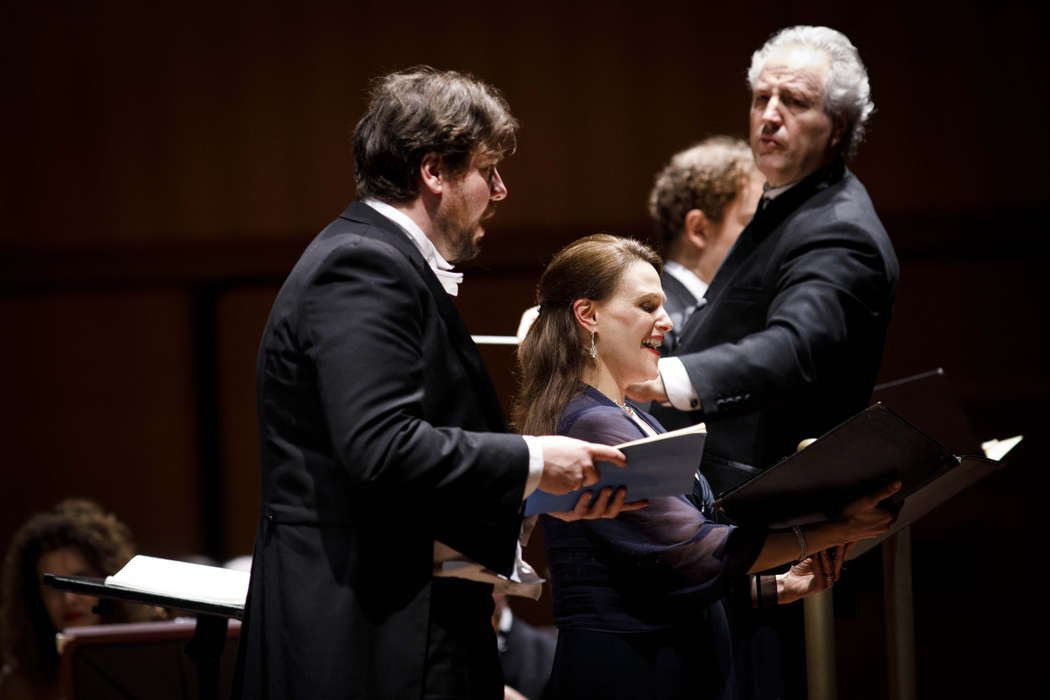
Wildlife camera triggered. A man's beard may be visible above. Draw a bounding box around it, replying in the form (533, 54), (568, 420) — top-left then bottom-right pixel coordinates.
(437, 201), (494, 264)
(447, 224), (481, 264)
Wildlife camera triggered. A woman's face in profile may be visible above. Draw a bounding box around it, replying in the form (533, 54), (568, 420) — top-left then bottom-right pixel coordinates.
(592, 260), (672, 388)
(37, 547), (102, 630)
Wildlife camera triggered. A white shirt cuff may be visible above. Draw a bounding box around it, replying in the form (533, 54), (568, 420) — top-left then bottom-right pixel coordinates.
(659, 357), (701, 411)
(522, 435), (544, 498)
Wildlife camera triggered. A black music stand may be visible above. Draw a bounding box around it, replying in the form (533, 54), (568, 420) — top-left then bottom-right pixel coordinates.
(43, 574), (243, 700)
(765, 369), (1020, 700)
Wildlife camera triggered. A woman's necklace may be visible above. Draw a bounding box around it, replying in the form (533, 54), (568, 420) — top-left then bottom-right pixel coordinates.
(615, 395), (657, 436)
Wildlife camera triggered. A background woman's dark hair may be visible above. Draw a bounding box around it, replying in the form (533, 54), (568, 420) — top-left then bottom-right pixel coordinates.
(352, 65), (519, 203)
(0, 499), (147, 682)
(514, 234), (661, 435)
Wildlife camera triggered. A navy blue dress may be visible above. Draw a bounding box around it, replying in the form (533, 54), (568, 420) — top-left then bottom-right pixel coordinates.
(542, 386), (767, 700)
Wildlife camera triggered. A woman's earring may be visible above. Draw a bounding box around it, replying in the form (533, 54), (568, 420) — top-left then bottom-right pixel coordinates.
(590, 331), (598, 359)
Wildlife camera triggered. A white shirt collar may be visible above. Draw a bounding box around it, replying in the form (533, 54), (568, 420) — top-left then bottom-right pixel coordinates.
(664, 260), (709, 303)
(362, 198), (464, 296)
(762, 180), (798, 202)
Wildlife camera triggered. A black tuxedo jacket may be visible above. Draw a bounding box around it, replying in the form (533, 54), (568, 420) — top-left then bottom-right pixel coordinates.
(653, 160), (899, 493)
(235, 201), (529, 699)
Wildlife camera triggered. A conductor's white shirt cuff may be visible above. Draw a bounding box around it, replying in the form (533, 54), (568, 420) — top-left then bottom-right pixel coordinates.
(659, 357), (701, 411)
(522, 435), (544, 498)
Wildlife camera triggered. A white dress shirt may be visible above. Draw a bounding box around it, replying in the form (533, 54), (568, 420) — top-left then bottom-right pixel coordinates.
(658, 262), (708, 411)
(363, 198), (465, 296)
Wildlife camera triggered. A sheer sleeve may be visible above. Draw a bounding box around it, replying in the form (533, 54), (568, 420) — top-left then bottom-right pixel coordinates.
(560, 406), (767, 607)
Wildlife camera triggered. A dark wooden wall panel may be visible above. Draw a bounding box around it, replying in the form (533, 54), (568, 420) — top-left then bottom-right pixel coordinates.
(0, 292), (201, 556)
(8, 2), (1043, 252)
(881, 260), (1047, 409)
(216, 287), (275, 558)
(2, 1), (1047, 695)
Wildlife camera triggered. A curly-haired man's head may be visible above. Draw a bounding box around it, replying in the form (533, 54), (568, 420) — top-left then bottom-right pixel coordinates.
(648, 136), (762, 284)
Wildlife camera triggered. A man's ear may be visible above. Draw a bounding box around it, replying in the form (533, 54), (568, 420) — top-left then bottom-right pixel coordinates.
(829, 116), (846, 150)
(572, 298), (599, 333)
(683, 209), (709, 250)
(420, 153), (445, 195)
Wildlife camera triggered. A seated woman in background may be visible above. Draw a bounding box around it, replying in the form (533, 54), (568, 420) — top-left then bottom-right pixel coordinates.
(0, 499), (154, 700)
(515, 234), (898, 700)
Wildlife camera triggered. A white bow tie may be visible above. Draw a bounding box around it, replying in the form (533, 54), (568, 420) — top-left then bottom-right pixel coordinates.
(434, 268), (463, 296)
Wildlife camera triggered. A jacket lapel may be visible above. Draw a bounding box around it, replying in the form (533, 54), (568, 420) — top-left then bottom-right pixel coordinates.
(676, 160), (848, 348)
(339, 201), (509, 431)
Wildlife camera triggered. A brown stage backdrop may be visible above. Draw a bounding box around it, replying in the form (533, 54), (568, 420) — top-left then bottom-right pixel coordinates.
(2, 2), (1047, 697)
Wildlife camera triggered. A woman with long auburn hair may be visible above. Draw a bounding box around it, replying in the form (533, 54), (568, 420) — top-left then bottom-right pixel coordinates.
(514, 234), (898, 699)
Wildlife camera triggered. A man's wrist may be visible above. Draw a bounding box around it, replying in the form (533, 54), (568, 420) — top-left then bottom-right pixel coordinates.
(658, 357), (701, 411)
(521, 435), (544, 498)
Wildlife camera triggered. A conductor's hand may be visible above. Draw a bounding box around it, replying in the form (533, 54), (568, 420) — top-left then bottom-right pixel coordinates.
(828, 481), (901, 544)
(625, 377), (668, 404)
(548, 487), (649, 522)
(535, 436), (626, 494)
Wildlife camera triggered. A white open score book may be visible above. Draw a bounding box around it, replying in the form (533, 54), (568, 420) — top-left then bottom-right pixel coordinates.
(105, 555), (250, 608)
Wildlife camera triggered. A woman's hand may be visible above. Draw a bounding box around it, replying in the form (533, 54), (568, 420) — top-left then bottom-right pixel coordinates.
(548, 487), (648, 522)
(825, 481), (901, 545)
(777, 547), (850, 604)
(748, 482), (900, 574)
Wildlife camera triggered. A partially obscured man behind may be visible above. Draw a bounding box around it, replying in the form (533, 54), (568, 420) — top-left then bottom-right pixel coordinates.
(234, 66), (629, 700)
(646, 136), (763, 431)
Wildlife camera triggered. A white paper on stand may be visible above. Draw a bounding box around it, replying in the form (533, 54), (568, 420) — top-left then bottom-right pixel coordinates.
(105, 555), (249, 607)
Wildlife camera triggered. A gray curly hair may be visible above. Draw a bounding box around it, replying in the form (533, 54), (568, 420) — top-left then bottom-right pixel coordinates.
(748, 26), (874, 157)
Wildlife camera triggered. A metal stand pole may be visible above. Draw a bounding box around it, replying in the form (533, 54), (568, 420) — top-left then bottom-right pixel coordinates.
(882, 527), (917, 700)
(185, 614), (228, 700)
(804, 588), (837, 700)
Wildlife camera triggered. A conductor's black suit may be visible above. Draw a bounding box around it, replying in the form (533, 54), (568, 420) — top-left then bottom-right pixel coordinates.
(653, 158), (899, 493)
(235, 201), (529, 699)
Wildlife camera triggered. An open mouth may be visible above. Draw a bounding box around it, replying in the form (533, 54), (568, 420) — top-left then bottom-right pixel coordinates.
(642, 337), (662, 354)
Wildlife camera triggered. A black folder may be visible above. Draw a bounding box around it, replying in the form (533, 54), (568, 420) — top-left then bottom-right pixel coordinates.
(715, 403), (966, 528)
(844, 450), (1009, 560)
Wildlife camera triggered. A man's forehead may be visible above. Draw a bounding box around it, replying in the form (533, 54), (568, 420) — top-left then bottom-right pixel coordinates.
(755, 45), (830, 92)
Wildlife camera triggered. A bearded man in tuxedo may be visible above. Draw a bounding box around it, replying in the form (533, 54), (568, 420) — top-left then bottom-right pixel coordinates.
(235, 66), (633, 700)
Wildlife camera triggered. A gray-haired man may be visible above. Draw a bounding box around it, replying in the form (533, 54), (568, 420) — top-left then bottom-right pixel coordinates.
(631, 27), (900, 699)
